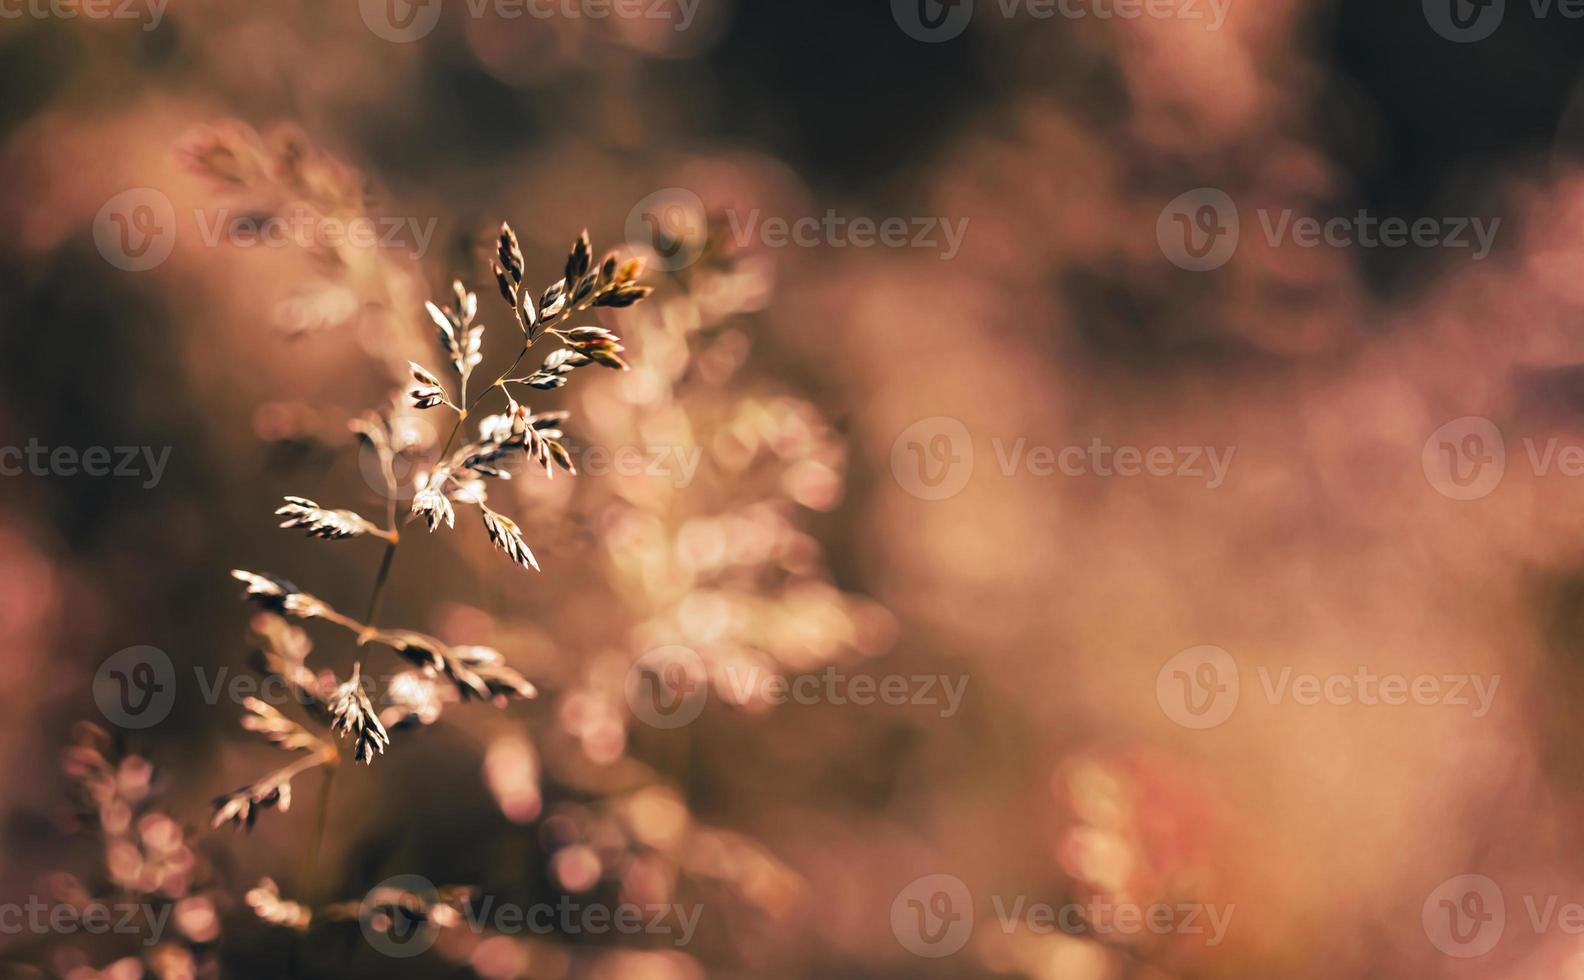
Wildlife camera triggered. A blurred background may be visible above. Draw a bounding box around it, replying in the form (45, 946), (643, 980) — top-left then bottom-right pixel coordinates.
(7, 0), (1584, 976)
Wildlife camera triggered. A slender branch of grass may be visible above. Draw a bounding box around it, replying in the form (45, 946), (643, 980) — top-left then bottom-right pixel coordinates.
(358, 544), (399, 650)
(354, 344), (532, 660)
(317, 607), (368, 636)
(293, 749), (339, 965)
(303, 764), (337, 901)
